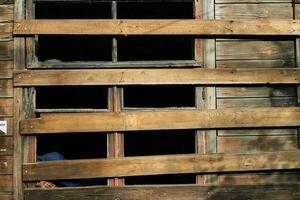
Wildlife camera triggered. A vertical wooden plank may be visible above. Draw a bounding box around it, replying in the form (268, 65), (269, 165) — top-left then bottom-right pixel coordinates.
(14, 0), (25, 198)
(294, 2), (300, 181)
(107, 1), (124, 187)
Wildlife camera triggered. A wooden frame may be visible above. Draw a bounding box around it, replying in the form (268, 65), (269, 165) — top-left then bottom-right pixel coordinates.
(20, 107), (300, 134)
(13, 19), (300, 36)
(23, 184), (300, 200)
(14, 68), (300, 86)
(23, 151), (300, 181)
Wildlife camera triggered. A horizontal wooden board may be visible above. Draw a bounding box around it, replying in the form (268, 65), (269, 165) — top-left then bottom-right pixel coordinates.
(0, 41), (12, 61)
(215, 4), (293, 20)
(0, 137), (12, 155)
(0, 23), (12, 41)
(13, 19), (300, 35)
(23, 151), (300, 181)
(0, 194), (12, 200)
(0, 98), (13, 116)
(20, 107), (300, 134)
(217, 40), (294, 60)
(0, 118), (13, 136)
(0, 156), (12, 174)
(217, 97), (297, 108)
(216, 59), (295, 68)
(0, 80), (12, 97)
(24, 184), (300, 200)
(218, 135), (297, 153)
(0, 70), (12, 78)
(217, 86), (296, 98)
(0, 175), (12, 192)
(216, 0), (292, 2)
(0, 61), (12, 70)
(219, 172), (298, 184)
(0, 5), (13, 23)
(218, 129), (297, 136)
(14, 68), (300, 86)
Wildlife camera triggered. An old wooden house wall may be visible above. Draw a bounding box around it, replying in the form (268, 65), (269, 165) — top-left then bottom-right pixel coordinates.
(0, 0), (299, 199)
(0, 0), (14, 200)
(215, 0), (299, 183)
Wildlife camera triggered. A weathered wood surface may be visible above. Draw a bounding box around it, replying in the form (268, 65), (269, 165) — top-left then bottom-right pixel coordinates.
(217, 86), (296, 98)
(0, 156), (12, 174)
(218, 129), (296, 136)
(0, 137), (12, 155)
(0, 41), (13, 60)
(0, 194), (12, 200)
(0, 175), (12, 191)
(13, 19), (300, 35)
(0, 98), (13, 116)
(14, 68), (300, 86)
(0, 5), (13, 23)
(218, 135), (297, 153)
(0, 80), (12, 97)
(24, 184), (300, 200)
(23, 151), (300, 181)
(217, 97), (297, 108)
(215, 4), (293, 20)
(218, 172), (299, 184)
(217, 59), (295, 68)
(20, 107), (300, 134)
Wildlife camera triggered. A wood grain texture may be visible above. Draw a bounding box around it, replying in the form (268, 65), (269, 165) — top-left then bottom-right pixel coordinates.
(0, 23), (12, 41)
(0, 41), (12, 60)
(217, 59), (295, 68)
(218, 129), (297, 136)
(0, 98), (13, 116)
(0, 5), (13, 23)
(13, 68), (300, 86)
(20, 107), (300, 134)
(0, 80), (12, 97)
(0, 175), (12, 191)
(0, 137), (12, 156)
(13, 19), (300, 35)
(216, 40), (294, 60)
(0, 156), (12, 174)
(23, 151), (300, 181)
(24, 184), (300, 200)
(218, 135), (297, 153)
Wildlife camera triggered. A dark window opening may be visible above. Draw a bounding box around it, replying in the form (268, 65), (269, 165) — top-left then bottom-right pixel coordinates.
(124, 130), (196, 184)
(123, 85), (195, 108)
(37, 133), (107, 160)
(126, 174), (196, 185)
(36, 86), (108, 109)
(118, 36), (194, 61)
(35, 2), (112, 62)
(124, 130), (195, 156)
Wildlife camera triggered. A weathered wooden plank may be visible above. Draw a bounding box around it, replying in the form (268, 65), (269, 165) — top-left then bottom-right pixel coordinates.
(0, 70), (12, 79)
(13, 19), (300, 35)
(0, 5), (13, 23)
(0, 156), (12, 174)
(0, 194), (12, 200)
(218, 135), (297, 153)
(217, 86), (296, 98)
(0, 61), (12, 70)
(24, 184), (300, 200)
(0, 98), (13, 116)
(23, 151), (300, 181)
(20, 107), (300, 134)
(0, 137), (12, 156)
(0, 41), (13, 61)
(215, 4), (293, 20)
(218, 129), (296, 136)
(0, 175), (12, 191)
(0, 80), (12, 97)
(216, 0), (292, 2)
(219, 172), (299, 184)
(0, 23), (12, 41)
(217, 40), (294, 60)
(13, 68), (300, 86)
(217, 97), (297, 108)
(217, 59), (295, 68)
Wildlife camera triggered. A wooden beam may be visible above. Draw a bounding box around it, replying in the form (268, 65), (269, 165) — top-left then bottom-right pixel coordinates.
(23, 151), (300, 181)
(14, 68), (300, 86)
(20, 107), (300, 134)
(13, 19), (300, 36)
(24, 184), (300, 200)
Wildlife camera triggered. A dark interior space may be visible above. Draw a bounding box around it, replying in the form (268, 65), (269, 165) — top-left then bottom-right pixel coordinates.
(37, 133), (107, 160)
(125, 174), (196, 185)
(124, 130), (195, 156)
(123, 85), (195, 108)
(118, 2), (194, 61)
(118, 36), (194, 61)
(124, 130), (196, 184)
(35, 86), (108, 109)
(35, 2), (112, 62)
